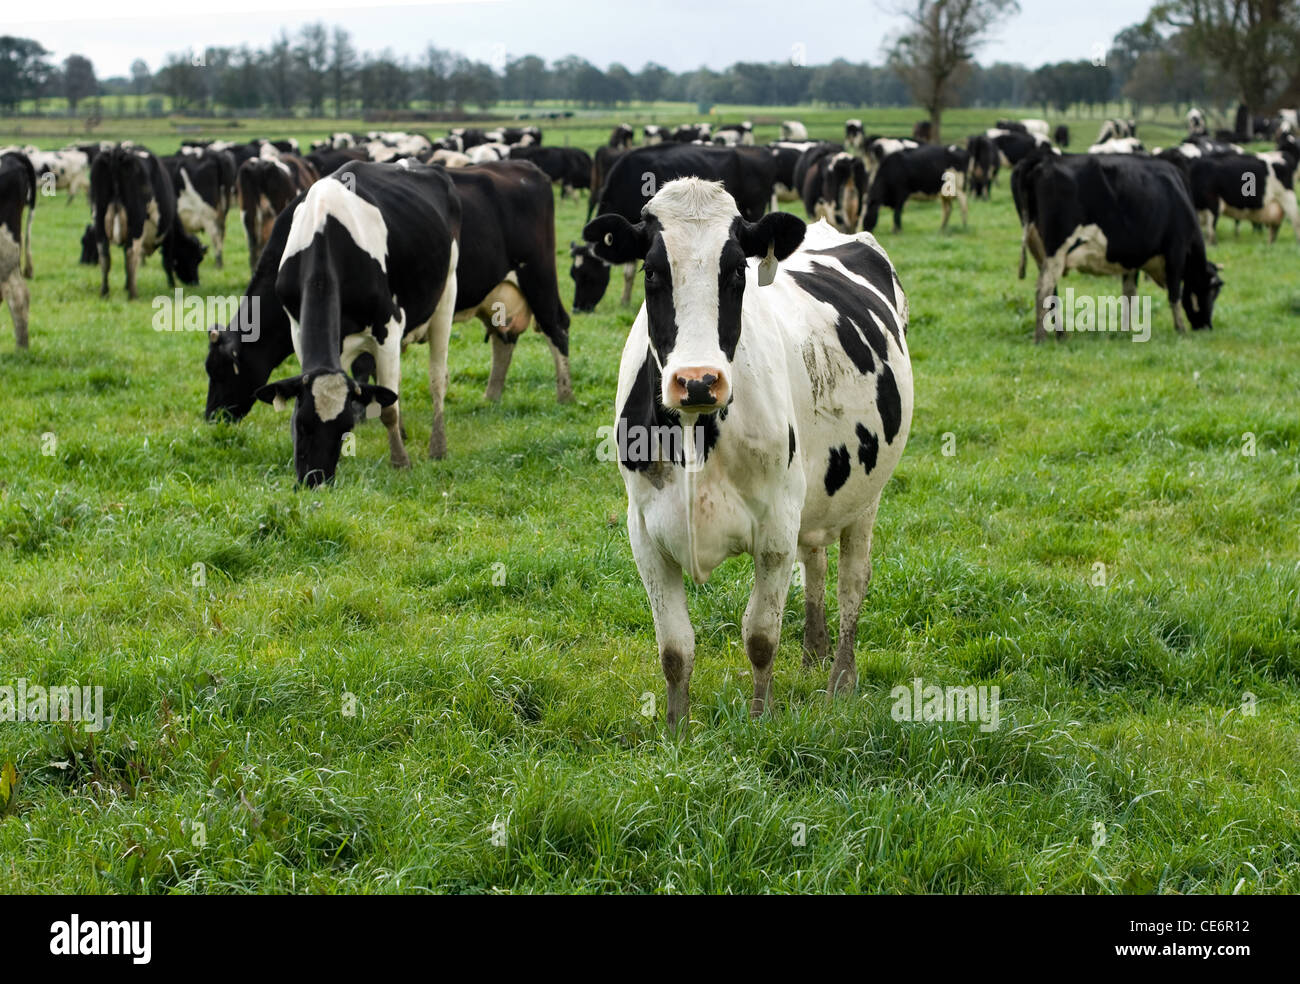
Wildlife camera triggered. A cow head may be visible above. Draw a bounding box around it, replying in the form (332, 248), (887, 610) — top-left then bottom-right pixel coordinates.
(821, 153), (867, 233)
(844, 120), (864, 152)
(583, 178), (804, 412)
(569, 240), (611, 312)
(204, 325), (260, 421)
(1183, 261), (1224, 331)
(170, 230), (206, 285)
(254, 369), (396, 487)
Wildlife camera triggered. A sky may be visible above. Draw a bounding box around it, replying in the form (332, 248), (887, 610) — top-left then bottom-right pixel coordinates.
(9, 0), (1148, 80)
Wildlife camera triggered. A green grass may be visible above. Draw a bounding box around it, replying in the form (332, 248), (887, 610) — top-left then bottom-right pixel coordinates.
(0, 110), (1297, 894)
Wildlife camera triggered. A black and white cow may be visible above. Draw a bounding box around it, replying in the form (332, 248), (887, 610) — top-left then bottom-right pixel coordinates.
(1088, 137), (1144, 154)
(912, 120), (933, 143)
(163, 149), (236, 269)
(575, 143), (778, 307)
(996, 118), (1050, 141)
(508, 145), (592, 198)
(713, 122), (755, 146)
(1096, 118), (1137, 143)
(587, 143), (630, 221)
(1013, 149), (1222, 341)
(25, 146), (91, 203)
(237, 154), (318, 271)
(644, 125), (668, 145)
(253, 161), (459, 485)
(305, 147), (369, 177)
(863, 144), (969, 232)
(450, 127), (490, 150)
(671, 123), (712, 143)
(609, 123), (635, 149)
(0, 151), (35, 348)
(1159, 144), (1300, 245)
(769, 140), (819, 203)
(585, 178), (912, 726)
(781, 120), (809, 142)
(90, 144), (206, 299)
(965, 133), (998, 199)
(483, 126), (541, 147)
(796, 144), (867, 233)
(1187, 108), (1208, 137)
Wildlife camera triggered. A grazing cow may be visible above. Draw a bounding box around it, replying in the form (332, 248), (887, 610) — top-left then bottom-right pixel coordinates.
(671, 123), (712, 143)
(586, 178), (912, 725)
(1160, 146), (1300, 245)
(254, 162), (459, 485)
(781, 120), (809, 142)
(1013, 150), (1222, 341)
(237, 154), (318, 271)
(508, 145), (593, 198)
(430, 149), (472, 168)
(305, 147), (368, 177)
(796, 144), (868, 233)
(644, 124), (667, 145)
(769, 140), (818, 203)
(1088, 137), (1144, 154)
(966, 133), (998, 199)
(26, 147), (91, 204)
(609, 123), (635, 149)
(91, 145), (205, 299)
(568, 241), (610, 313)
(466, 142), (511, 164)
(1096, 119), (1137, 143)
(450, 127), (490, 150)
(163, 150), (236, 269)
(576, 143), (778, 306)
(0, 151), (35, 348)
(863, 144), (969, 232)
(713, 122), (755, 146)
(1054, 124), (1070, 148)
(587, 143), (629, 221)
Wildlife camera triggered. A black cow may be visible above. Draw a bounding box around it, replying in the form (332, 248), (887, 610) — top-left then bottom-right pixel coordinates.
(253, 161), (459, 485)
(237, 154), (318, 271)
(1013, 149), (1222, 341)
(1, 151), (35, 348)
(966, 134), (998, 199)
(508, 145), (592, 198)
(90, 144), (205, 299)
(912, 120), (933, 143)
(1054, 124), (1070, 148)
(795, 144), (867, 233)
(574, 143), (777, 307)
(609, 123), (635, 149)
(863, 144), (969, 232)
(163, 150), (236, 268)
(305, 147), (368, 177)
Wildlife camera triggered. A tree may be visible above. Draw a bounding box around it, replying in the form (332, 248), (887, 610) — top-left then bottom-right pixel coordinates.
(504, 55), (547, 105)
(63, 54), (97, 114)
(1150, 0), (1300, 111)
(328, 28), (357, 118)
(0, 36), (52, 113)
(886, 0), (1019, 141)
(130, 59), (151, 103)
(295, 22), (329, 116)
(263, 30), (296, 113)
(635, 62), (671, 103)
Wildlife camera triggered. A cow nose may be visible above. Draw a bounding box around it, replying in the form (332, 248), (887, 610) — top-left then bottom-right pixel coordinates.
(668, 367), (728, 409)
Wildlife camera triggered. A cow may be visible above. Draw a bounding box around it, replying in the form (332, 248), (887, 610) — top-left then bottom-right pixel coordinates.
(781, 120), (809, 142)
(1160, 145), (1300, 245)
(569, 241), (610, 313)
(996, 119), (1050, 141)
(1012, 149), (1223, 342)
(237, 154), (318, 271)
(796, 144), (868, 233)
(0, 151), (35, 348)
(90, 144), (205, 299)
(484, 126), (541, 147)
(163, 150), (235, 269)
(1096, 119), (1137, 143)
(450, 127), (490, 150)
(305, 147), (369, 177)
(609, 123), (635, 149)
(966, 133), (998, 199)
(1054, 124), (1070, 148)
(208, 159), (572, 422)
(644, 125), (667, 145)
(1187, 108), (1208, 137)
(252, 162), (459, 485)
(587, 144), (629, 221)
(25, 147), (91, 204)
(575, 143), (778, 307)
(585, 178), (912, 727)
(863, 144), (969, 233)
(912, 120), (933, 143)
(466, 142), (511, 164)
(671, 123), (712, 143)
(713, 122), (755, 146)
(769, 140), (818, 203)
(508, 144), (593, 198)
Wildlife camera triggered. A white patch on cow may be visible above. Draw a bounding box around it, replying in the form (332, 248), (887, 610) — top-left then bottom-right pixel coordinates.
(310, 372), (350, 422)
(176, 168), (216, 236)
(281, 177), (389, 270)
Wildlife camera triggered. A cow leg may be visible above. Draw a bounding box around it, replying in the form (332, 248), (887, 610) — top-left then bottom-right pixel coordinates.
(940, 197), (952, 230)
(621, 262), (635, 305)
(629, 508), (694, 733)
(98, 242), (110, 297)
(547, 334), (573, 403)
(426, 249), (459, 460)
(125, 243), (140, 301)
(745, 540), (796, 717)
(2, 270), (30, 349)
(1034, 254), (1063, 343)
(798, 543), (829, 667)
(371, 336), (410, 470)
(209, 214), (225, 270)
(1282, 190), (1300, 243)
(959, 188), (968, 228)
(484, 333), (516, 402)
(892, 206), (903, 232)
(21, 207), (33, 279)
(1268, 222), (1279, 245)
(827, 506), (878, 698)
(1121, 271), (1138, 335)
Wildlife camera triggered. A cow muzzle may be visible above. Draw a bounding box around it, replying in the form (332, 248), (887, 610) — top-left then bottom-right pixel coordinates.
(666, 366), (729, 411)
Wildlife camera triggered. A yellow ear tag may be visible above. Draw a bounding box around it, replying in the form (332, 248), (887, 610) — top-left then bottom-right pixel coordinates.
(757, 243), (777, 286)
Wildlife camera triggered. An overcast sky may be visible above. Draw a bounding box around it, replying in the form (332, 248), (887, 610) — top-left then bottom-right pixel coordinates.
(12, 0), (1147, 80)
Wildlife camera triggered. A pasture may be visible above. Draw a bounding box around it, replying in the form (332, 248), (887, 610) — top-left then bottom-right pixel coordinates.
(1, 108), (1297, 893)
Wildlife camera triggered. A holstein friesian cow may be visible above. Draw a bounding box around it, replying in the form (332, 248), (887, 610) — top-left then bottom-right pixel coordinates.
(253, 161), (459, 485)
(1013, 149), (1222, 341)
(25, 147), (91, 204)
(912, 120), (933, 143)
(508, 145), (592, 198)
(644, 125), (667, 145)
(305, 147), (369, 177)
(0, 151), (35, 348)
(1187, 108), (1208, 137)
(609, 123), (635, 149)
(671, 123), (713, 143)
(163, 150), (236, 269)
(769, 140), (818, 203)
(781, 120), (809, 142)
(713, 122), (755, 147)
(587, 144), (630, 221)
(1054, 124), (1070, 149)
(795, 144), (868, 233)
(1088, 137), (1144, 155)
(90, 144), (205, 299)
(237, 154), (318, 271)
(1096, 119), (1137, 143)
(585, 178), (912, 727)
(575, 143), (778, 308)
(965, 133), (999, 199)
(863, 144), (969, 232)
(1159, 143), (1300, 245)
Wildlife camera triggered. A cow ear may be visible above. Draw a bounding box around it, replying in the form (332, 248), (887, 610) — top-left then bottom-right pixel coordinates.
(739, 212), (806, 285)
(582, 215), (649, 264)
(356, 383), (398, 419)
(255, 375), (303, 412)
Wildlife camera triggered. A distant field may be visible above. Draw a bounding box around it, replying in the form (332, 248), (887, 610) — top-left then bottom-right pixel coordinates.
(0, 110), (1297, 893)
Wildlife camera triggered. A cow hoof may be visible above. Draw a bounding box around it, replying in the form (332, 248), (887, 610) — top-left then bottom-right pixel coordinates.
(826, 662), (857, 697)
(483, 387), (504, 403)
(390, 454), (412, 471)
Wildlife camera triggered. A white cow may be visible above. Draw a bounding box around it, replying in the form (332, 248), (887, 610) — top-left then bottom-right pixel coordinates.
(587, 178), (913, 727)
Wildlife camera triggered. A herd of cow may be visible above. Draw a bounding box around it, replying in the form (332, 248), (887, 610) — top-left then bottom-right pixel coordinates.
(0, 106), (1294, 716)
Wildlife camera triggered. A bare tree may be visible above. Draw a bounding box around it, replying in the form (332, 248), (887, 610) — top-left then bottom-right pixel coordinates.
(886, 0), (1019, 141)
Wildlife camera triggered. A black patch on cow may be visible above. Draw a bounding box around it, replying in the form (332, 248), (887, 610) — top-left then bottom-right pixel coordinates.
(824, 445), (851, 495)
(876, 363), (903, 444)
(716, 238), (747, 360)
(617, 349), (721, 472)
(642, 228), (677, 362)
(788, 425), (796, 466)
(806, 243), (894, 303)
(855, 423), (878, 474)
(787, 262), (900, 376)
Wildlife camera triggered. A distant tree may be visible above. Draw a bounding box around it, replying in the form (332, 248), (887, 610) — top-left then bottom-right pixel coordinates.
(635, 62), (671, 104)
(328, 28), (358, 118)
(295, 22), (329, 116)
(0, 36), (52, 113)
(812, 58), (871, 106)
(130, 58), (151, 101)
(359, 50), (408, 111)
(263, 30), (296, 113)
(504, 54), (546, 105)
(886, 0), (1020, 141)
(62, 54), (97, 114)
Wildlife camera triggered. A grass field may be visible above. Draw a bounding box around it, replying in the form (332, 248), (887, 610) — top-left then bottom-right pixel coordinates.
(1, 109), (1297, 893)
